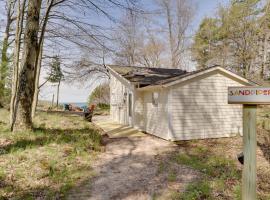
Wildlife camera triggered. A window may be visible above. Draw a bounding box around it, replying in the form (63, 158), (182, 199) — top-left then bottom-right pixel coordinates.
(152, 92), (159, 106)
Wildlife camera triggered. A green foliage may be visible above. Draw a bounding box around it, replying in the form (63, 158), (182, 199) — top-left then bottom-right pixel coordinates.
(233, 184), (242, 200)
(171, 143), (241, 199)
(97, 103), (110, 110)
(176, 180), (213, 200)
(47, 56), (64, 83)
(0, 37), (12, 107)
(88, 83), (110, 105)
(192, 0), (263, 77)
(174, 150), (240, 180)
(192, 18), (220, 69)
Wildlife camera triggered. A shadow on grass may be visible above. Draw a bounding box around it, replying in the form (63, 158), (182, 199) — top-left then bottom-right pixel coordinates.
(174, 140), (242, 199)
(0, 127), (101, 155)
(2, 165), (94, 200)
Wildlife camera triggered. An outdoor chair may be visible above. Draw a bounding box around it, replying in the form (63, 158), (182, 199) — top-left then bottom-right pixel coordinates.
(84, 105), (95, 122)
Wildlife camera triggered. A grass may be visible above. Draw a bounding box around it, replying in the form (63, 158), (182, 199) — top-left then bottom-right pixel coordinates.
(171, 180), (213, 200)
(167, 138), (270, 200)
(169, 143), (241, 200)
(0, 108), (102, 199)
(94, 105), (110, 116)
(165, 107), (270, 200)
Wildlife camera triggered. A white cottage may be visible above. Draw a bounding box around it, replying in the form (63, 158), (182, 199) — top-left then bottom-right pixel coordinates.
(108, 65), (254, 141)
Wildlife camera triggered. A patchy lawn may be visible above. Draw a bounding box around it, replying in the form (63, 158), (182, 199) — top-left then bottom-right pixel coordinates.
(0, 109), (101, 199)
(0, 106), (269, 200)
(163, 107), (270, 200)
(164, 135), (270, 200)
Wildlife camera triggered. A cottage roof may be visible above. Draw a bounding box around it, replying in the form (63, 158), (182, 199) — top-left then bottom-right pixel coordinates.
(108, 65), (187, 87)
(107, 65), (255, 89)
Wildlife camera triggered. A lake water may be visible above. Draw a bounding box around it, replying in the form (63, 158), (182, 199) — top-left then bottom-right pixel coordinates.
(61, 102), (87, 108)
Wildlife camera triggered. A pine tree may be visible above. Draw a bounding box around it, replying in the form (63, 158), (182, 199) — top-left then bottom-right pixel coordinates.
(47, 56), (64, 108)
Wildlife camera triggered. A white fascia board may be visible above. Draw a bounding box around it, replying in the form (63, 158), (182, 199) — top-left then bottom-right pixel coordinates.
(163, 67), (254, 88)
(107, 65), (136, 90)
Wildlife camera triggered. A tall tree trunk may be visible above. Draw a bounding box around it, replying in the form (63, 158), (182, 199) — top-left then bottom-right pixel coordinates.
(11, 0), (42, 131)
(56, 81), (60, 108)
(31, 40), (44, 118)
(10, 0), (26, 124)
(0, 36), (8, 107)
(261, 1), (270, 80)
(0, 0), (13, 106)
(31, 0), (54, 117)
(261, 33), (269, 79)
(163, 1), (175, 68)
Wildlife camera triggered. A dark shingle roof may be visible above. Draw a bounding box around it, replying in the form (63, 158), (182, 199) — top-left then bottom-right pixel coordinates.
(108, 65), (187, 87)
(108, 65), (254, 88)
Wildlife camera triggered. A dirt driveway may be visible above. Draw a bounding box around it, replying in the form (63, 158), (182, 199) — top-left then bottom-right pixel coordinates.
(67, 116), (199, 200)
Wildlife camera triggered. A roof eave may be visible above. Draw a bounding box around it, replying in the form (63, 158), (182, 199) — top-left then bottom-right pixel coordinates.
(162, 67), (255, 88)
(137, 84), (164, 91)
(107, 65), (136, 90)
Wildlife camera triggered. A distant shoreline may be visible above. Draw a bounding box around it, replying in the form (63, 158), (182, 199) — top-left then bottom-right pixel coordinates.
(61, 102), (88, 107)
(38, 100), (87, 108)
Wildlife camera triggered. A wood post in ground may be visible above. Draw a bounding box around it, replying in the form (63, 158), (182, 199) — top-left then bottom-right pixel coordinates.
(242, 104), (257, 200)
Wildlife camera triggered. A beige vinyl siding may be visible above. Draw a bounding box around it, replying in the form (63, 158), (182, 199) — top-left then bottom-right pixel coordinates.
(144, 90), (169, 139)
(168, 71), (244, 140)
(110, 74), (129, 125)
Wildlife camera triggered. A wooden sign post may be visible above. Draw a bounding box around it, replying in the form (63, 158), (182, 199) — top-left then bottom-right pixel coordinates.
(242, 104), (257, 200)
(228, 87), (270, 200)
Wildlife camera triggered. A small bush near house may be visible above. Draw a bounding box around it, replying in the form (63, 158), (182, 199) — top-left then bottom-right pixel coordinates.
(97, 103), (110, 110)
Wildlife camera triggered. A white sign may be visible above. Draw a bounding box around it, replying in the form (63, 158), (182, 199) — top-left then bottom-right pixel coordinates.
(228, 87), (270, 104)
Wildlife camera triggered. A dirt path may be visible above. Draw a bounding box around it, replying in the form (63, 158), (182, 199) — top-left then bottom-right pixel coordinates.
(67, 118), (199, 200)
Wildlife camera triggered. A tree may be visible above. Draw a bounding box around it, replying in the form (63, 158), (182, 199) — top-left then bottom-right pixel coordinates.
(88, 83), (110, 105)
(46, 55), (64, 108)
(137, 36), (165, 68)
(220, 0), (260, 77)
(31, 0), (54, 118)
(0, 0), (16, 107)
(192, 18), (223, 69)
(157, 0), (194, 68)
(10, 0), (26, 123)
(257, 0), (270, 79)
(11, 0), (42, 131)
(192, 0), (262, 78)
(8, 0), (141, 130)
(114, 8), (142, 66)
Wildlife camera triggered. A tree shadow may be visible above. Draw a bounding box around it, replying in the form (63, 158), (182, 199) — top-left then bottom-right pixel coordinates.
(66, 136), (199, 200)
(0, 127), (100, 155)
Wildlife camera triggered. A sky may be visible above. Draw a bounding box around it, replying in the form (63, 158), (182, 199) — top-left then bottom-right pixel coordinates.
(0, 0), (230, 103)
(192, 0), (230, 29)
